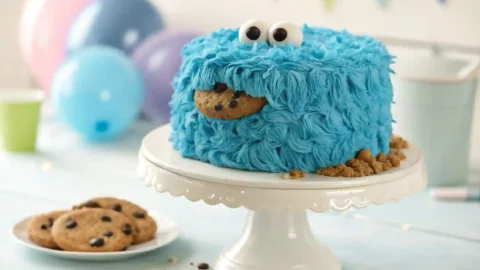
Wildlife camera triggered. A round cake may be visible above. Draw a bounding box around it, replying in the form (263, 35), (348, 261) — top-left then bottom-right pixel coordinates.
(169, 20), (394, 173)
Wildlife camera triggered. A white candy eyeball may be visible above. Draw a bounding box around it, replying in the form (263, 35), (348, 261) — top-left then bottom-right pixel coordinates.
(268, 21), (303, 47)
(239, 19), (270, 45)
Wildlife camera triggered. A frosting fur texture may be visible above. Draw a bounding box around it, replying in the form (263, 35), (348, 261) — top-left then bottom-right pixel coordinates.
(170, 25), (394, 173)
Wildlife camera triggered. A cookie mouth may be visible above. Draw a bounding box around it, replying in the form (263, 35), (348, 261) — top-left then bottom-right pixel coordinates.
(194, 83), (267, 120)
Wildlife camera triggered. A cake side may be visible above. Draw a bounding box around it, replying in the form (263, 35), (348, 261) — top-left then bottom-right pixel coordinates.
(169, 22), (394, 173)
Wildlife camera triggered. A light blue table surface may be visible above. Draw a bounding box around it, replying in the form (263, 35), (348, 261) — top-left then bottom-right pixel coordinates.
(0, 107), (479, 270)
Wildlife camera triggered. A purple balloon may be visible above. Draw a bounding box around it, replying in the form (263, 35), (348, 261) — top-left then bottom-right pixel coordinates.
(132, 30), (199, 122)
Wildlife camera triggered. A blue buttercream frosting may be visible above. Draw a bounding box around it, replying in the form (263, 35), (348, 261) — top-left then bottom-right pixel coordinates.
(169, 25), (394, 173)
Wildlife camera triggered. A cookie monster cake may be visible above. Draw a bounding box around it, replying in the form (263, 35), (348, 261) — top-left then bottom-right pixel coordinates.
(169, 20), (398, 175)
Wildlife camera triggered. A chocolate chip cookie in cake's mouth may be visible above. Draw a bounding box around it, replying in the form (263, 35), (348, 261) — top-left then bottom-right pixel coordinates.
(194, 83), (267, 120)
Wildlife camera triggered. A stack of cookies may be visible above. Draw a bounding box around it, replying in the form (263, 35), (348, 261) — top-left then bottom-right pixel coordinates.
(27, 197), (157, 252)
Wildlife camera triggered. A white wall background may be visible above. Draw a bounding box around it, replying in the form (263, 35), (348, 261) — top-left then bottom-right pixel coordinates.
(1, 0), (480, 88)
(154, 0), (480, 47)
(0, 0), (31, 88)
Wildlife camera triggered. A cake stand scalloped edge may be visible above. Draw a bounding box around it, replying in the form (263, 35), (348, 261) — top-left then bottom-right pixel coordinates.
(138, 153), (427, 213)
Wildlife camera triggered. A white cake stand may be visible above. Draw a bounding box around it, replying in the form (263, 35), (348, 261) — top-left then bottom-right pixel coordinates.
(137, 125), (427, 270)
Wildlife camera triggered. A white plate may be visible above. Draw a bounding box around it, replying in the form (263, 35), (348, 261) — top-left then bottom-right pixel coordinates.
(11, 212), (180, 261)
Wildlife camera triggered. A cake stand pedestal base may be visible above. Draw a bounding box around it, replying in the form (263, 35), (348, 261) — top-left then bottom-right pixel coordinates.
(215, 210), (340, 270)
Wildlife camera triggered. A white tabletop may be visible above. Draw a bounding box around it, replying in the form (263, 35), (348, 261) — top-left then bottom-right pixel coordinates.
(1, 104), (480, 270)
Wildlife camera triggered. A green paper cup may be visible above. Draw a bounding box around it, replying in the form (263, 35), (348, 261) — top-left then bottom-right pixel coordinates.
(0, 89), (44, 152)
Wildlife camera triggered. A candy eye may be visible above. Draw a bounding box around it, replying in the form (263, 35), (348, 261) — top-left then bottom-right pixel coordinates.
(239, 20), (270, 44)
(268, 21), (303, 47)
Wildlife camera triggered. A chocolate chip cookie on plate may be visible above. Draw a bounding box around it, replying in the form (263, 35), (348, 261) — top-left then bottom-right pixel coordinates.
(27, 210), (68, 249)
(51, 208), (134, 252)
(73, 197), (157, 244)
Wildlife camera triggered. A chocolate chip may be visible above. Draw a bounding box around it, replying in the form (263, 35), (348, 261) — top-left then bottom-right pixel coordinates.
(101, 215), (112, 222)
(198, 263), (210, 269)
(213, 83), (228, 93)
(90, 237), (105, 247)
(232, 91), (241, 99)
(246, 26), (261, 40)
(65, 220), (77, 229)
(103, 230), (113, 237)
(121, 246), (128, 251)
(214, 104), (223, 111)
(132, 212), (145, 219)
(84, 201), (100, 208)
(40, 224), (48, 230)
(272, 28), (288, 42)
(112, 204), (122, 212)
(228, 100), (238, 108)
(121, 224), (132, 236)
(47, 217), (54, 227)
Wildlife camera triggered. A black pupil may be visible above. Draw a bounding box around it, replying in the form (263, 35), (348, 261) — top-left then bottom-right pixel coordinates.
(246, 26), (261, 40)
(273, 28), (288, 42)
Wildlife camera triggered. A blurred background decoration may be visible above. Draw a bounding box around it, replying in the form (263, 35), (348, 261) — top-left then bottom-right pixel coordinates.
(17, 0), (199, 140)
(132, 30), (199, 123)
(376, 0), (392, 9)
(323, 0), (336, 11)
(66, 0), (164, 55)
(19, 0), (93, 94)
(391, 56), (480, 187)
(51, 47), (144, 141)
(308, 0), (446, 10)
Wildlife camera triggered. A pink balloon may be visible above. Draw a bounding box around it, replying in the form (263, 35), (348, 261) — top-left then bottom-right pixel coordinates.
(19, 0), (92, 92)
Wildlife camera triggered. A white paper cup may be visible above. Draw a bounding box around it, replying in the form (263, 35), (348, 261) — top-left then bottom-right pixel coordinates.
(391, 56), (479, 187)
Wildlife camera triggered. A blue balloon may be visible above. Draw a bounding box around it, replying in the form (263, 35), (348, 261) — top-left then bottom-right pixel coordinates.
(67, 0), (164, 55)
(52, 46), (144, 141)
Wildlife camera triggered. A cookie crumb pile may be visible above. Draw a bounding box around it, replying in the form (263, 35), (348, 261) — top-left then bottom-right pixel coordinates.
(315, 135), (408, 177)
(281, 135), (409, 179)
(27, 197), (157, 252)
(282, 169), (306, 180)
(390, 135), (409, 150)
